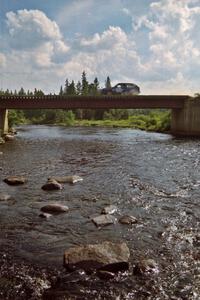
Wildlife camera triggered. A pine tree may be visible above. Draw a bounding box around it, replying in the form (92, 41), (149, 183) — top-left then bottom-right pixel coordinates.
(81, 71), (89, 95)
(18, 87), (26, 96)
(76, 81), (82, 95)
(59, 85), (64, 96)
(94, 77), (99, 91)
(64, 79), (69, 95)
(105, 76), (111, 89)
(67, 80), (76, 95)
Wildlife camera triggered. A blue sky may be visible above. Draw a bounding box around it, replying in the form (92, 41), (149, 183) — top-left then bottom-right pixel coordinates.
(0, 0), (199, 94)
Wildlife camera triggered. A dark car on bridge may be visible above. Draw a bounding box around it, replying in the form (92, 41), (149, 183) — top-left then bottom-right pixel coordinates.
(101, 82), (140, 95)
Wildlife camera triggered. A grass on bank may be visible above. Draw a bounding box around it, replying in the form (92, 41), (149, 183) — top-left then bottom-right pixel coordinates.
(74, 110), (171, 133)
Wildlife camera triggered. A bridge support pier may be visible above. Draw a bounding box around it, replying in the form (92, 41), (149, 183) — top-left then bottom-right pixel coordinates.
(0, 109), (9, 136)
(171, 98), (200, 136)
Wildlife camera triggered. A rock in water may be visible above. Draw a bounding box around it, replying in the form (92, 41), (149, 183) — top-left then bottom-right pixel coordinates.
(0, 193), (12, 201)
(119, 215), (138, 225)
(48, 175), (83, 184)
(96, 270), (115, 280)
(64, 241), (130, 273)
(41, 179), (62, 191)
(39, 212), (52, 219)
(4, 176), (27, 185)
(101, 205), (118, 215)
(133, 259), (159, 275)
(92, 215), (116, 227)
(41, 204), (69, 213)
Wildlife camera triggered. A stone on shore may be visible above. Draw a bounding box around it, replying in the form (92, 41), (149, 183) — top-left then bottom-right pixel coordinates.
(64, 241), (130, 273)
(4, 134), (14, 141)
(41, 179), (62, 191)
(119, 215), (138, 225)
(48, 175), (83, 184)
(92, 215), (116, 227)
(41, 204), (69, 213)
(101, 205), (118, 215)
(4, 176), (27, 185)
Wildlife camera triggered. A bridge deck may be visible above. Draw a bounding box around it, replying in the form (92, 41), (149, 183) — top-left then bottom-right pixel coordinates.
(0, 95), (188, 109)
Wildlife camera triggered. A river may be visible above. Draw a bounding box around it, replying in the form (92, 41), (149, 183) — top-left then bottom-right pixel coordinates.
(0, 125), (199, 299)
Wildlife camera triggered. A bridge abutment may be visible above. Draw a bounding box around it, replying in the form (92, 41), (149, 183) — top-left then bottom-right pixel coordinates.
(171, 98), (200, 136)
(0, 109), (9, 136)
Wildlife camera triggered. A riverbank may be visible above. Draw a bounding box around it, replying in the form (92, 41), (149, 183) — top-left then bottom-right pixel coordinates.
(8, 109), (170, 134)
(74, 110), (170, 132)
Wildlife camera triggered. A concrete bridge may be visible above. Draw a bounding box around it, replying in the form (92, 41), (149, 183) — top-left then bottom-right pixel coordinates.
(0, 94), (199, 136)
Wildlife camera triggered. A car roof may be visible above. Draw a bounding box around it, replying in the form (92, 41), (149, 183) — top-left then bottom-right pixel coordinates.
(116, 83), (139, 87)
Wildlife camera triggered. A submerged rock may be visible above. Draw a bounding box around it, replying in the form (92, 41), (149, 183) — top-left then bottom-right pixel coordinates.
(48, 175), (83, 184)
(0, 193), (12, 201)
(119, 215), (138, 225)
(101, 205), (118, 215)
(133, 259), (159, 275)
(39, 212), (52, 219)
(64, 241), (130, 273)
(41, 204), (69, 213)
(41, 179), (62, 191)
(96, 270), (115, 280)
(4, 176), (27, 185)
(92, 214), (116, 227)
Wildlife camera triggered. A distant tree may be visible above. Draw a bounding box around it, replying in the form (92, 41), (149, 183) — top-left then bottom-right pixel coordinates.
(67, 80), (76, 95)
(64, 79), (69, 95)
(81, 71), (89, 95)
(59, 85), (64, 96)
(94, 77), (100, 90)
(105, 76), (111, 89)
(34, 88), (44, 96)
(76, 81), (82, 95)
(18, 87), (26, 96)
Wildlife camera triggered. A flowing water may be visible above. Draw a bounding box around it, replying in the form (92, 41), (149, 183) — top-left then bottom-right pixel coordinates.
(0, 125), (199, 299)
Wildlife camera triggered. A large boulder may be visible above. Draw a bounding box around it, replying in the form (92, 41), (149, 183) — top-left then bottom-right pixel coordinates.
(4, 176), (27, 185)
(41, 179), (62, 191)
(48, 175), (83, 184)
(64, 241), (130, 273)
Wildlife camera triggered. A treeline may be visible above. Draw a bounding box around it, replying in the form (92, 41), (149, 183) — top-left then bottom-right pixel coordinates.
(0, 71), (171, 132)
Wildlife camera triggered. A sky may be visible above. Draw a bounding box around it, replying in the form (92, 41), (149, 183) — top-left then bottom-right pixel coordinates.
(0, 0), (199, 95)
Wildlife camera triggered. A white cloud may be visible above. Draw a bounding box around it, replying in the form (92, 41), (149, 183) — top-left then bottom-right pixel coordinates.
(6, 9), (62, 49)
(0, 53), (6, 67)
(1, 2), (199, 95)
(80, 26), (128, 49)
(5, 9), (70, 67)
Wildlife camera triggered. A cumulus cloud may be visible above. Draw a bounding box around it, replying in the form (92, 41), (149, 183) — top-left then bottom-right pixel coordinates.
(133, 0), (200, 87)
(6, 9), (69, 67)
(6, 9), (62, 49)
(1, 2), (199, 94)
